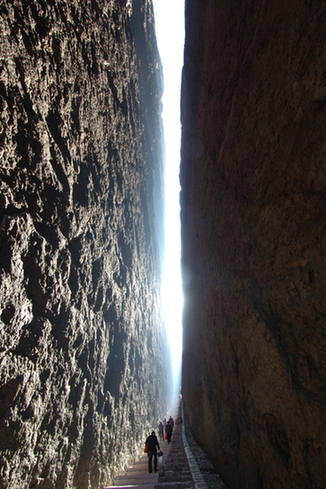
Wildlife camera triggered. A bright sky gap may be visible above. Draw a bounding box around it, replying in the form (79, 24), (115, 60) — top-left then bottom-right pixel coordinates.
(152, 0), (185, 392)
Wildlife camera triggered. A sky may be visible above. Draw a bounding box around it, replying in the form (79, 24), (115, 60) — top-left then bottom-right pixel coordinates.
(152, 0), (185, 389)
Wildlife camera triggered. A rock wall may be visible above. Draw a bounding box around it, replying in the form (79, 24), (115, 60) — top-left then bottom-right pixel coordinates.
(181, 1), (326, 489)
(0, 1), (169, 488)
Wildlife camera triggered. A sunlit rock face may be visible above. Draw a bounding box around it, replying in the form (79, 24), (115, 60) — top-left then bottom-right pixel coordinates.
(181, 1), (326, 488)
(0, 1), (168, 488)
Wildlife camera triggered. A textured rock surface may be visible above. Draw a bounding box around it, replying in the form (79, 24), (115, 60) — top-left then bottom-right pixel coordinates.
(0, 1), (169, 488)
(181, 1), (326, 489)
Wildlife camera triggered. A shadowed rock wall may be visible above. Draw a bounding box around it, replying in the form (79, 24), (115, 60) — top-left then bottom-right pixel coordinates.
(0, 1), (168, 488)
(181, 1), (326, 488)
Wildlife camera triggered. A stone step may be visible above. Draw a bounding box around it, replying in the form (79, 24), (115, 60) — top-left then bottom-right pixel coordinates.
(109, 484), (155, 489)
(159, 476), (193, 483)
(155, 483), (195, 489)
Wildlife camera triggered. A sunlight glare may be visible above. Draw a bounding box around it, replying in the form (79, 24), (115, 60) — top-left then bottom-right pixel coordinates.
(152, 0), (185, 390)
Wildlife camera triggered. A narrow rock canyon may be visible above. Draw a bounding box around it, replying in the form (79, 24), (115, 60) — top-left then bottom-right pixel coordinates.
(181, 1), (326, 489)
(0, 1), (169, 488)
(2, 0), (326, 489)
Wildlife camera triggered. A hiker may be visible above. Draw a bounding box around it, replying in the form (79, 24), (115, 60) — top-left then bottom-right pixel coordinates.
(158, 421), (164, 441)
(165, 420), (173, 444)
(145, 431), (160, 473)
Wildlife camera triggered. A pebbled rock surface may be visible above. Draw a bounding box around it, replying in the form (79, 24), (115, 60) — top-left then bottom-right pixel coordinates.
(181, 1), (326, 489)
(0, 1), (169, 488)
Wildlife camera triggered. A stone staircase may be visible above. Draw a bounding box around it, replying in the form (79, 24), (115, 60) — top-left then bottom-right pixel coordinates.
(156, 405), (195, 489)
(105, 400), (209, 489)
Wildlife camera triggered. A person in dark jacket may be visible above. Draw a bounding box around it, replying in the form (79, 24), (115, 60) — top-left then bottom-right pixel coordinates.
(158, 421), (164, 441)
(145, 431), (160, 473)
(165, 421), (173, 444)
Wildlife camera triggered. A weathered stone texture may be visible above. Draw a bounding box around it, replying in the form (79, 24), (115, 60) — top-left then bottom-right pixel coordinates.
(181, 1), (326, 489)
(0, 1), (168, 488)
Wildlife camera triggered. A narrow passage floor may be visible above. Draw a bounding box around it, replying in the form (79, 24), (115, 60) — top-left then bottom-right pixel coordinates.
(105, 400), (204, 489)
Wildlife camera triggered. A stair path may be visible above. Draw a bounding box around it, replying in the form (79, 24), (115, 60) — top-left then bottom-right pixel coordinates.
(104, 400), (209, 489)
(180, 402), (209, 489)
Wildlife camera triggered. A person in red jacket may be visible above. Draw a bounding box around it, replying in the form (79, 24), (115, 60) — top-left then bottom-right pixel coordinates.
(145, 431), (160, 473)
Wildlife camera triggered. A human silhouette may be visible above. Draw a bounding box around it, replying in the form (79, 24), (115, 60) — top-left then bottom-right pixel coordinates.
(165, 420), (173, 444)
(145, 431), (160, 473)
(158, 421), (164, 441)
